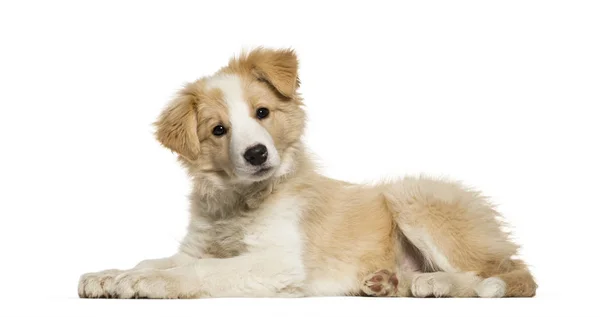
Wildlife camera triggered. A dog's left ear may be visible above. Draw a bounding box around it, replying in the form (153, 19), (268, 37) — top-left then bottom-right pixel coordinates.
(246, 48), (300, 98)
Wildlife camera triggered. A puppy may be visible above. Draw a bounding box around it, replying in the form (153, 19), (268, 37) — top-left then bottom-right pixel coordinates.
(78, 48), (536, 298)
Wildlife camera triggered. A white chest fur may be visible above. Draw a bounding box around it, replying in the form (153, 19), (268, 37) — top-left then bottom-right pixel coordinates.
(242, 196), (305, 253)
(181, 194), (308, 295)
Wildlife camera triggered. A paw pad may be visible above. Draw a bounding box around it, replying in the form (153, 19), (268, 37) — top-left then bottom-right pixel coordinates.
(361, 269), (398, 297)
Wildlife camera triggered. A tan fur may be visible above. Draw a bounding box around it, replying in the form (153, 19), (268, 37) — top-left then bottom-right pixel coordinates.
(154, 86), (202, 161)
(225, 47), (300, 98)
(158, 48), (537, 297)
(79, 48), (536, 299)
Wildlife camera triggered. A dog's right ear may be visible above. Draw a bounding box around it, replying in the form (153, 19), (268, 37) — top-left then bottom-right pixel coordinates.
(154, 89), (200, 161)
(242, 48), (300, 99)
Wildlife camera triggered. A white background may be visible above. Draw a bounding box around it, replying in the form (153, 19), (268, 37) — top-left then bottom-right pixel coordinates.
(0, 1), (598, 316)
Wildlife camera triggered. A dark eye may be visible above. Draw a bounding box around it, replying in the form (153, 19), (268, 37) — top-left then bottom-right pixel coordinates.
(256, 107), (270, 119)
(212, 125), (227, 136)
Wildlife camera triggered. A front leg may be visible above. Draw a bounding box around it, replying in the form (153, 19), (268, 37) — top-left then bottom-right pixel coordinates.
(111, 251), (305, 298)
(78, 252), (196, 298)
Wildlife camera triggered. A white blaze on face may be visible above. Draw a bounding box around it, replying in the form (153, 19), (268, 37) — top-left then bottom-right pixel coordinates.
(205, 74), (280, 180)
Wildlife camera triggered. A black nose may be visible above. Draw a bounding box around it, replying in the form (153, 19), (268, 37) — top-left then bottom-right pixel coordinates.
(243, 144), (268, 166)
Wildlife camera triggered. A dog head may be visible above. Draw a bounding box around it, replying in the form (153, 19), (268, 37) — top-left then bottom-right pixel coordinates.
(155, 48), (305, 185)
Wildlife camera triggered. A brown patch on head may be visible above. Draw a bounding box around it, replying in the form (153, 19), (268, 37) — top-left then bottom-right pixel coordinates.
(226, 47), (300, 99)
(194, 87), (233, 174)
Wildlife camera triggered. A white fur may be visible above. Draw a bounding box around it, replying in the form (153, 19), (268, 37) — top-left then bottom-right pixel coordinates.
(401, 227), (457, 272)
(411, 272), (481, 297)
(133, 252), (196, 270)
(81, 196), (308, 298)
(274, 147), (297, 178)
(411, 272), (453, 297)
(476, 277), (507, 298)
(186, 196), (306, 297)
(188, 196), (306, 297)
(205, 74), (280, 181)
(303, 261), (359, 296)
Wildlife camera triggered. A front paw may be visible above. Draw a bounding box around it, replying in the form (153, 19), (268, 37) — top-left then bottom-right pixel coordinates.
(78, 269), (123, 298)
(111, 269), (192, 299)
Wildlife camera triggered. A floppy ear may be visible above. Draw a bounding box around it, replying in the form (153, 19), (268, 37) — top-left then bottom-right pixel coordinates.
(154, 90), (200, 161)
(248, 48), (300, 98)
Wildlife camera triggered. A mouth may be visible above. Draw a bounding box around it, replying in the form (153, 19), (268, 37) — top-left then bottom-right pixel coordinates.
(252, 166), (273, 177)
(233, 165), (276, 183)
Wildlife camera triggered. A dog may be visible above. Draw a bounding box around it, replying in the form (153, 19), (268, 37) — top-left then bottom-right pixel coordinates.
(78, 48), (536, 298)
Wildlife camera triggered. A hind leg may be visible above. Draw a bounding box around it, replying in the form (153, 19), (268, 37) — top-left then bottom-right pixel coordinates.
(384, 177), (537, 297)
